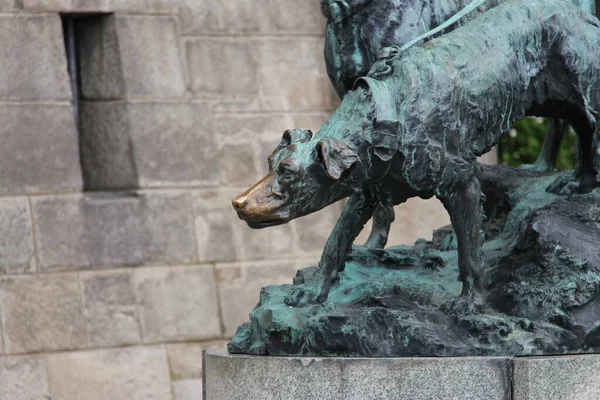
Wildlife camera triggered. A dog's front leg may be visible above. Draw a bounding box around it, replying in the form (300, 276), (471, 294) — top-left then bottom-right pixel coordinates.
(284, 190), (378, 307)
(315, 190), (379, 303)
(439, 168), (485, 314)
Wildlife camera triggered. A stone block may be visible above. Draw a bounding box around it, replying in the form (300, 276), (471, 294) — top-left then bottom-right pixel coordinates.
(186, 38), (259, 96)
(0, 105), (82, 195)
(32, 191), (196, 270)
(0, 1), (19, 11)
(79, 101), (138, 190)
(0, 198), (36, 274)
(178, 0), (325, 35)
(0, 357), (52, 400)
(217, 142), (259, 186)
(192, 189), (297, 263)
(187, 37), (336, 111)
(78, 15), (185, 99)
(47, 347), (172, 400)
(0, 15), (71, 100)
(76, 16), (127, 100)
(173, 379), (203, 400)
(216, 261), (298, 336)
(167, 341), (228, 381)
(294, 202), (344, 255)
(133, 266), (220, 342)
(205, 349), (511, 400)
(513, 355), (600, 399)
(80, 271), (141, 347)
(256, 38), (338, 111)
(23, 0), (176, 12)
(80, 101), (218, 189)
(0, 273), (86, 353)
(128, 102), (218, 188)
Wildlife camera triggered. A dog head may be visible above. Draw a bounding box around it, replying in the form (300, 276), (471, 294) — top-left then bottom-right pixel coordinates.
(232, 128), (361, 228)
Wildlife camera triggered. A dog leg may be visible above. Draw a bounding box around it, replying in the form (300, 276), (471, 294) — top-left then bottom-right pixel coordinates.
(440, 168), (485, 315)
(522, 118), (567, 172)
(315, 191), (378, 303)
(547, 108), (597, 194)
(364, 202), (395, 249)
(284, 191), (378, 307)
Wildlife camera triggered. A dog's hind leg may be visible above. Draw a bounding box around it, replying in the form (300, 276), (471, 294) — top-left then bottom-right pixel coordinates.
(523, 118), (568, 172)
(547, 107), (597, 194)
(439, 163), (485, 315)
(364, 202), (395, 249)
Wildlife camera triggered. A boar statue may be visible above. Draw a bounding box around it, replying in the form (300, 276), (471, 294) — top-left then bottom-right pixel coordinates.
(321, 0), (598, 249)
(229, 0), (600, 357)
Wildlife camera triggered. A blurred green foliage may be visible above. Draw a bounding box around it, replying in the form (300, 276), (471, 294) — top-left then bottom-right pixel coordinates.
(498, 118), (577, 170)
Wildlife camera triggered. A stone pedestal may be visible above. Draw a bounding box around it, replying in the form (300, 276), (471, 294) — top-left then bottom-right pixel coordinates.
(203, 349), (600, 400)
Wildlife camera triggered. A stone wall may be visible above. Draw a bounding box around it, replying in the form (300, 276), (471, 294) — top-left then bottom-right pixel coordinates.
(0, 1), (461, 399)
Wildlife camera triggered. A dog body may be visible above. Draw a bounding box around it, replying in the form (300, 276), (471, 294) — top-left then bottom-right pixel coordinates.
(234, 0), (600, 310)
(322, 0), (597, 249)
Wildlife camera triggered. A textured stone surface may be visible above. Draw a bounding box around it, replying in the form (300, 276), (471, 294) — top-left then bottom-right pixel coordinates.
(23, 0), (176, 12)
(133, 266), (220, 342)
(0, 105), (82, 195)
(0, 357), (51, 400)
(256, 38), (336, 111)
(0, 198), (35, 274)
(192, 189), (296, 263)
(79, 101), (138, 190)
(167, 343), (205, 380)
(76, 15), (126, 100)
(32, 192), (196, 270)
(178, 0), (325, 34)
(127, 102), (218, 188)
(173, 379), (203, 400)
(216, 261), (298, 336)
(205, 349), (511, 400)
(78, 15), (185, 99)
(187, 37), (336, 111)
(80, 101), (218, 189)
(80, 271), (141, 347)
(0, 15), (70, 100)
(217, 142), (259, 186)
(513, 355), (600, 400)
(0, 274), (86, 353)
(187, 38), (259, 96)
(47, 347), (172, 400)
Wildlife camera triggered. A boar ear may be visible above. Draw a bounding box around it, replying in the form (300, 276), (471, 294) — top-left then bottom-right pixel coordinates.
(372, 119), (400, 162)
(317, 138), (359, 180)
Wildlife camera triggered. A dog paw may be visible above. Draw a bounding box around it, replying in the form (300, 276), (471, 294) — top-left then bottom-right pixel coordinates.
(546, 175), (588, 195)
(284, 286), (321, 308)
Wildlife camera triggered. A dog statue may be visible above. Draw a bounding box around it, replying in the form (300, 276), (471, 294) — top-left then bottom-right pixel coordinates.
(233, 0), (599, 313)
(321, 0), (598, 249)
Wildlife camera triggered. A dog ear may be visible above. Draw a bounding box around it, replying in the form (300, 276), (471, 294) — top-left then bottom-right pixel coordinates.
(372, 119), (399, 162)
(317, 138), (359, 180)
(268, 129), (313, 169)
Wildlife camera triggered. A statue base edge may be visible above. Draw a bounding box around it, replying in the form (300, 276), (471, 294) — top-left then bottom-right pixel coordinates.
(203, 348), (600, 400)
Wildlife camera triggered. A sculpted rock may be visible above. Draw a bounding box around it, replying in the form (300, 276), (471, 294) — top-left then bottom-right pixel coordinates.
(229, 165), (600, 357)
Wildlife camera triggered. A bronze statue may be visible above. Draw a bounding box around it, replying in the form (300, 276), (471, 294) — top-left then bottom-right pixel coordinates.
(228, 0), (600, 357)
(233, 0), (599, 312)
(321, 0), (597, 249)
